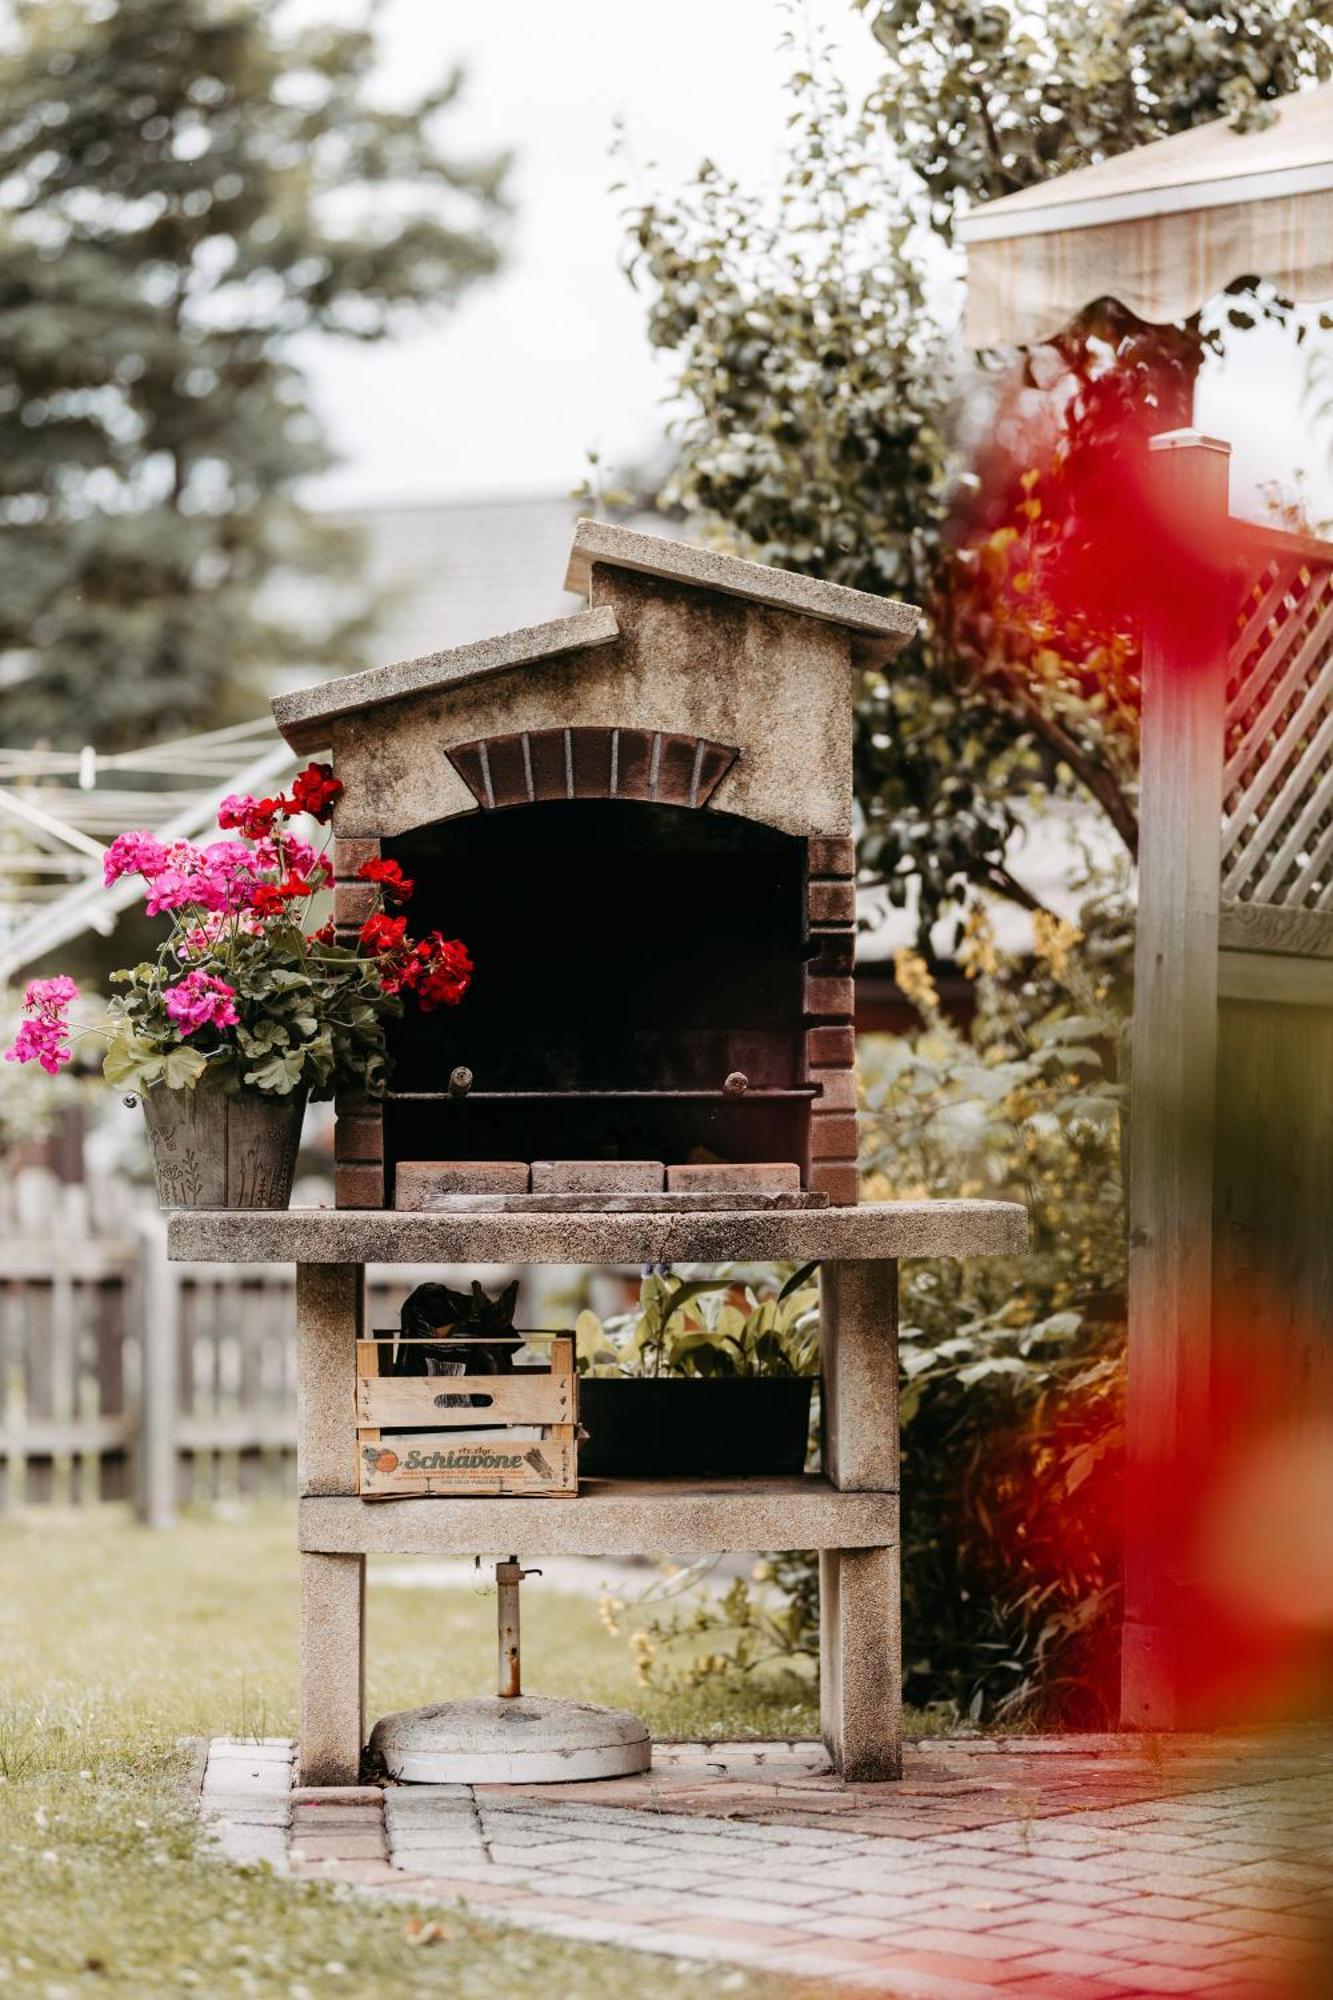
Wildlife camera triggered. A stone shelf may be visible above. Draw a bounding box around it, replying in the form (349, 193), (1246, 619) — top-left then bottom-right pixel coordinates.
(167, 1198), (1026, 1267)
(300, 1476), (896, 1559)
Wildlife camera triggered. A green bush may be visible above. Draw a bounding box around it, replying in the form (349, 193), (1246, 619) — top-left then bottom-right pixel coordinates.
(612, 906), (1131, 1727)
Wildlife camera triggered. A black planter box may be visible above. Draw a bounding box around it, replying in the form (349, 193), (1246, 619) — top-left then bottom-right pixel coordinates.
(578, 1376), (813, 1479)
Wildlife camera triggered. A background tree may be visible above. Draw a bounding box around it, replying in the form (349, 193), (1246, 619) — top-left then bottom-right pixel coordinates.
(624, 0), (1333, 926)
(0, 0), (509, 745)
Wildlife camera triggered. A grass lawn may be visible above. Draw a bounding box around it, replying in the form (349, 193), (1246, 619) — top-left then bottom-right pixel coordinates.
(0, 1503), (824, 1997)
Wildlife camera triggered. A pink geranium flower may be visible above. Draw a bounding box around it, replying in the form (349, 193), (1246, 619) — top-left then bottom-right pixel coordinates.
(5, 974), (79, 1072)
(163, 972), (240, 1037)
(103, 830), (169, 886)
(5, 1019), (72, 1073)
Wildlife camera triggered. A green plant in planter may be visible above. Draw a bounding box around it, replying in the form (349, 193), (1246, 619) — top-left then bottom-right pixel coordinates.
(4, 764), (472, 1104)
(574, 1264), (820, 1379)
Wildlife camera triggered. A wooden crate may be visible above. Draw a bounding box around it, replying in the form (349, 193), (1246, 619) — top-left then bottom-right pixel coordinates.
(355, 1333), (577, 1498)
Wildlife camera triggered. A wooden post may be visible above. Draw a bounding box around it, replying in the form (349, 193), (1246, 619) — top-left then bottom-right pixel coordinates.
(296, 1262), (365, 1784)
(1122, 430), (1231, 1728)
(136, 1216), (178, 1529)
(819, 1259), (901, 1779)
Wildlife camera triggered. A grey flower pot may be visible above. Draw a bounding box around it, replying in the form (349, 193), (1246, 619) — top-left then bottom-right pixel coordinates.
(141, 1085), (307, 1210)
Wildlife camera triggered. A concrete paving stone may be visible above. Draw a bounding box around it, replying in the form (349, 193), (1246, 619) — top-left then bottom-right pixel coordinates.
(1119, 1968), (1229, 1994)
(207, 1739), (295, 1761)
(290, 1809), (382, 1831)
(202, 1765), (292, 1799)
(290, 1833), (387, 1861)
(1001, 1878), (1129, 1907)
(888, 1929), (1039, 1963)
(200, 1796), (291, 1825)
(900, 1896), (1030, 1925)
(793, 1913), (893, 1941)
(993, 1919), (1132, 1955)
(696, 1872), (843, 1908)
(288, 1800), (376, 1816)
(612, 1865), (741, 1896)
(291, 1858), (404, 1886)
(667, 1895), (813, 1930)
(1080, 1915), (1240, 1949)
(834, 1891), (949, 1921)
(389, 1828), (485, 1850)
(1015, 1947), (1149, 1981)
(208, 1824), (289, 1869)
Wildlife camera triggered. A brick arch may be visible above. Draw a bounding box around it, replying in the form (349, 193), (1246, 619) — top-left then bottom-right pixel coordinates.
(446, 726), (739, 812)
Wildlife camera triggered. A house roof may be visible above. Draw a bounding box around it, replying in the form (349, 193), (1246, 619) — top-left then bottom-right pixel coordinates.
(273, 519), (920, 751)
(566, 518), (920, 663)
(958, 82), (1333, 346)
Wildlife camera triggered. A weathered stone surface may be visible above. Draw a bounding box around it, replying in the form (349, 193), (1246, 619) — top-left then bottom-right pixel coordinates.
(395, 1161), (529, 1204)
(388, 1190), (825, 1213)
(666, 1163), (800, 1194)
(299, 1551), (365, 1788)
(167, 1199), (1028, 1266)
(273, 606), (620, 755)
(565, 519), (919, 667)
(300, 1480), (899, 1558)
(325, 569), (859, 841)
(531, 1160), (665, 1195)
(370, 1696), (651, 1785)
(297, 1264), (362, 1497)
(820, 1547), (901, 1782)
(822, 1261), (898, 1493)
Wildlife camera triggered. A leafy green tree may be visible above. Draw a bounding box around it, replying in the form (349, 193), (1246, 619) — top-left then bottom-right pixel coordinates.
(624, 2), (1333, 921)
(0, 0), (509, 745)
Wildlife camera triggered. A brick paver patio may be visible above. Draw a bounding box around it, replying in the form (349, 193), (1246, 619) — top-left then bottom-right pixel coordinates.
(198, 1734), (1333, 1996)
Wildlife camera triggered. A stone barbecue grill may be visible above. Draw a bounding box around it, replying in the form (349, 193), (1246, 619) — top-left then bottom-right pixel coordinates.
(168, 521), (1027, 1788)
(276, 519), (923, 1212)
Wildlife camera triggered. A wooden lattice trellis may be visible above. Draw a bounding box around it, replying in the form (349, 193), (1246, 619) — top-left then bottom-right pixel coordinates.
(1125, 434), (1333, 1736)
(1223, 537), (1333, 911)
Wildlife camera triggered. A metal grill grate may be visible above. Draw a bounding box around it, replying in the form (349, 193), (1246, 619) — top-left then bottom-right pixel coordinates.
(1222, 548), (1333, 910)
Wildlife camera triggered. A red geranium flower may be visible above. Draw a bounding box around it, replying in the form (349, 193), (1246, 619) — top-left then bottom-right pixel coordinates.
(356, 857), (414, 903)
(277, 871), (318, 899)
(359, 912), (408, 955)
(218, 793), (286, 839)
(251, 884), (286, 916)
(412, 933), (473, 1011)
(289, 762), (343, 823)
(306, 921), (336, 947)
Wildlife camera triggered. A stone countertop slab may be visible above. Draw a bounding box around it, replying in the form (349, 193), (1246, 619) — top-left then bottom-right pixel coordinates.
(299, 1478), (898, 1557)
(166, 1199), (1026, 1266)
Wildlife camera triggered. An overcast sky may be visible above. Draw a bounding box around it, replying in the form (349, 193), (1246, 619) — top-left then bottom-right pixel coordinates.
(301, 0), (1333, 525)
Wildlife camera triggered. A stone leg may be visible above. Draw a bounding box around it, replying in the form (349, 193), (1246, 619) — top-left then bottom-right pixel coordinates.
(299, 1551), (365, 1786)
(820, 1545), (901, 1781)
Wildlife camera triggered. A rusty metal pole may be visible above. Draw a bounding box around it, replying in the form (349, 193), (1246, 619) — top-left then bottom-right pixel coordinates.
(496, 1557), (540, 1698)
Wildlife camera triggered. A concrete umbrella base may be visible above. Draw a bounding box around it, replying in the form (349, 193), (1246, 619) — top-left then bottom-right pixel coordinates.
(369, 1695), (651, 1785)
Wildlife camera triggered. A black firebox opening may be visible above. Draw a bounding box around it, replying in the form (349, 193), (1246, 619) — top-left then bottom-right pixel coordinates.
(381, 800), (808, 1173)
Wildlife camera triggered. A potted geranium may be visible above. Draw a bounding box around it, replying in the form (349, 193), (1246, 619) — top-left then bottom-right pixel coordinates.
(4, 763), (471, 1209)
